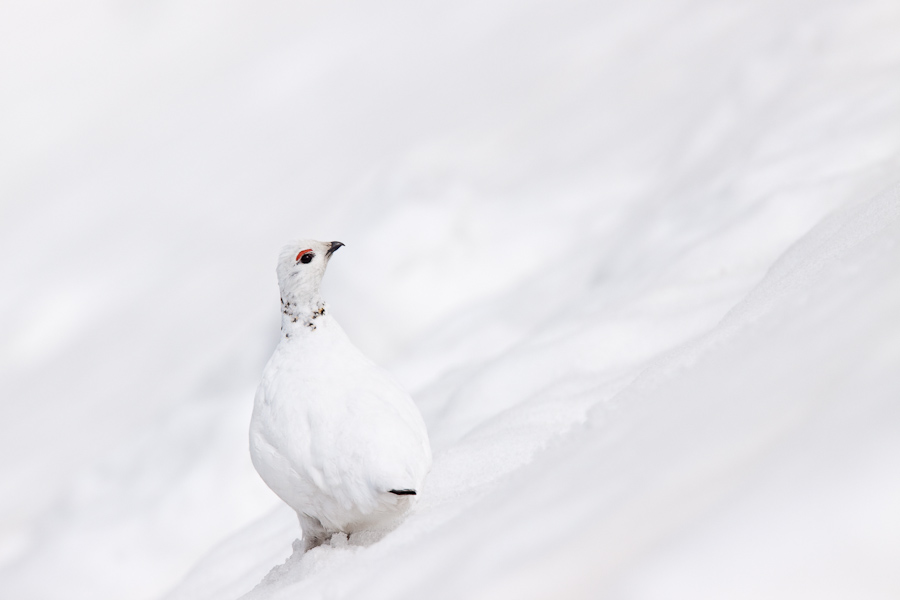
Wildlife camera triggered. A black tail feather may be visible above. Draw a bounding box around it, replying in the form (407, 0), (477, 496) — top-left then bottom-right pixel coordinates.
(389, 489), (416, 496)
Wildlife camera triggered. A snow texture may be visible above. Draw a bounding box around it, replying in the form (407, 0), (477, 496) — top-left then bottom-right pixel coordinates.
(1, 0), (899, 599)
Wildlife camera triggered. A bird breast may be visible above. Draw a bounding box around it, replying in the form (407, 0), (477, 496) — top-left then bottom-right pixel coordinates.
(250, 319), (431, 525)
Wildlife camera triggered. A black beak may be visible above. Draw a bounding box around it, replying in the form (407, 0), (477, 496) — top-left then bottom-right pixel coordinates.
(326, 241), (345, 257)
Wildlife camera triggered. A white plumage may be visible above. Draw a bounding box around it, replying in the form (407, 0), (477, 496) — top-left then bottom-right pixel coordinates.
(249, 240), (432, 550)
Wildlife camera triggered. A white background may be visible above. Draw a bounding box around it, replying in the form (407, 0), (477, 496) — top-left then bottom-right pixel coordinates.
(1, 1), (899, 598)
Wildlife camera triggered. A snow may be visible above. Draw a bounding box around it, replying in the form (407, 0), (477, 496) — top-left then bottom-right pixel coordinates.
(1, 0), (899, 598)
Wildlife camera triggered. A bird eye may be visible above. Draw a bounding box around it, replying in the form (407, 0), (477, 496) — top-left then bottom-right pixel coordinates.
(296, 249), (315, 264)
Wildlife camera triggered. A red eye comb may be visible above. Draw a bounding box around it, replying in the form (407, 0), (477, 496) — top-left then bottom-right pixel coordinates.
(295, 249), (313, 261)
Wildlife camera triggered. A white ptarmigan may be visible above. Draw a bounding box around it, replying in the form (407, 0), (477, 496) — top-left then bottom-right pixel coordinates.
(249, 240), (432, 550)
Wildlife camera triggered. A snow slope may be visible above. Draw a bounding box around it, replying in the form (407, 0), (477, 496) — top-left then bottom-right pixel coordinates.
(1, 0), (899, 598)
(181, 184), (900, 600)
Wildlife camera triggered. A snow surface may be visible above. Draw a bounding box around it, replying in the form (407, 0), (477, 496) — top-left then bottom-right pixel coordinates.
(1, 0), (899, 598)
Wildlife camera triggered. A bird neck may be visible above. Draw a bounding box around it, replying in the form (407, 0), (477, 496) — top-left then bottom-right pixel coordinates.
(280, 293), (328, 337)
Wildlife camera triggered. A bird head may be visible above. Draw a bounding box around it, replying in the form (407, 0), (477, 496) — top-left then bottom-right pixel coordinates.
(276, 239), (344, 303)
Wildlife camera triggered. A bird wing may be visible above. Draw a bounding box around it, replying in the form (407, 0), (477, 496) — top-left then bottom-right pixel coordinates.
(310, 379), (430, 512)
